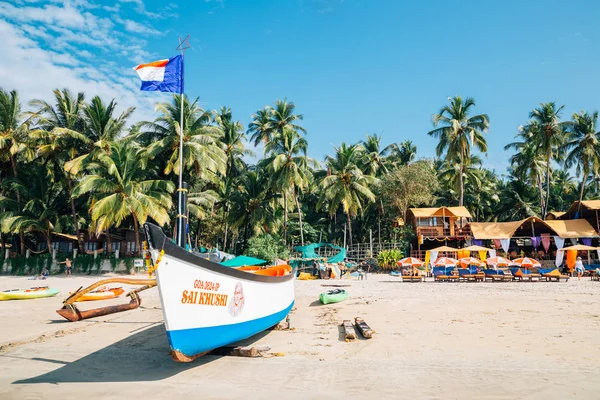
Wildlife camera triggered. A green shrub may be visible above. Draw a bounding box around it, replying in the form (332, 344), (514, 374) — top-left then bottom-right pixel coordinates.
(376, 249), (404, 270)
(246, 234), (290, 264)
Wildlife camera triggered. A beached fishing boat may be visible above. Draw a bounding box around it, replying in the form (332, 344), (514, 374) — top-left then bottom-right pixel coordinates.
(144, 223), (295, 362)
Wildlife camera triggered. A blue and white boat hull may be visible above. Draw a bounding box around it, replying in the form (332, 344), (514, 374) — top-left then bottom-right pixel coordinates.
(144, 224), (295, 362)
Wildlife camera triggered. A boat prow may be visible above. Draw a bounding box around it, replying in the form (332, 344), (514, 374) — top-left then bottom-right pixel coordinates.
(144, 223), (295, 362)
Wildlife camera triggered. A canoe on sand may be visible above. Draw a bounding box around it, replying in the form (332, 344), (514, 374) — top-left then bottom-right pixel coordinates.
(319, 289), (348, 304)
(71, 287), (125, 302)
(0, 287), (60, 301)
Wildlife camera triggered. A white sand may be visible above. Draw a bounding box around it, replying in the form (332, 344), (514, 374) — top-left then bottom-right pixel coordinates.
(0, 273), (599, 399)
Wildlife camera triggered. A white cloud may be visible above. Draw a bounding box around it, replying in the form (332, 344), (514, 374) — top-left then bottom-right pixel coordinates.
(0, 0), (179, 125)
(0, 2), (86, 29)
(0, 18), (157, 123)
(123, 19), (161, 35)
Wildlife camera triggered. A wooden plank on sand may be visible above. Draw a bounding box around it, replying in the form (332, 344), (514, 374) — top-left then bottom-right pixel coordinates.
(354, 317), (374, 339)
(342, 319), (356, 341)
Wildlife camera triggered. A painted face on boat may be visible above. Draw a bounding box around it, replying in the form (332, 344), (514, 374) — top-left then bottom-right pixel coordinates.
(228, 282), (245, 317)
(234, 283), (243, 305)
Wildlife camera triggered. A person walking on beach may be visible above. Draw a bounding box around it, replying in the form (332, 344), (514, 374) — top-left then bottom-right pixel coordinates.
(574, 257), (585, 281)
(59, 258), (73, 277)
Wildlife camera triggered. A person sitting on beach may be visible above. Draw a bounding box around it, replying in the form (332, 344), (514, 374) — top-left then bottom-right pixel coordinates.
(574, 257), (584, 281)
(58, 258), (73, 277)
(39, 266), (49, 280)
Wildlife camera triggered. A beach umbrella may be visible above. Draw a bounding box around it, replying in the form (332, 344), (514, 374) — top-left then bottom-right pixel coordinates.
(434, 257), (458, 267)
(485, 256), (513, 266)
(397, 257), (424, 267)
(458, 257), (484, 267)
(512, 257), (541, 268)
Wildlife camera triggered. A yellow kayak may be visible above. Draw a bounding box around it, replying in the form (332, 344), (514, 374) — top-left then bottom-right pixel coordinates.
(0, 287), (60, 301)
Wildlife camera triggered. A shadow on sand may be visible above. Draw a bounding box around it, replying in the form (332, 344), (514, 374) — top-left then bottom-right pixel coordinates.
(12, 324), (270, 384)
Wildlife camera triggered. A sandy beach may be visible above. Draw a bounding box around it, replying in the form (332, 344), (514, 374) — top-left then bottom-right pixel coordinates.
(0, 273), (599, 399)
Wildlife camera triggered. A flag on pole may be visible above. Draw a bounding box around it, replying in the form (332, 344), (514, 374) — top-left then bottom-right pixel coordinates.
(133, 55), (183, 93)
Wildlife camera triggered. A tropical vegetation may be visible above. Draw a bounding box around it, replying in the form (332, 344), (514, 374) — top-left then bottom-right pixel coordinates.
(0, 88), (598, 260)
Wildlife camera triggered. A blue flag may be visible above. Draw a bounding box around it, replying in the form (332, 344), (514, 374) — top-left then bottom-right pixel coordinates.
(133, 55), (183, 93)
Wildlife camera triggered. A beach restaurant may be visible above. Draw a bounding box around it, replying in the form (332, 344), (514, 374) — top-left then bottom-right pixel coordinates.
(468, 216), (599, 267)
(407, 202), (600, 268)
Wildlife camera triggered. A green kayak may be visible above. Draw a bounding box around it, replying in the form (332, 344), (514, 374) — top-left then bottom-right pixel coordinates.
(319, 289), (348, 305)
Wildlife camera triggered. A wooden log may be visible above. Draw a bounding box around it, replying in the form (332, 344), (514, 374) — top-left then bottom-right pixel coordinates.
(342, 319), (356, 341)
(354, 317), (373, 339)
(56, 296), (141, 322)
(270, 321), (289, 330)
(208, 345), (271, 358)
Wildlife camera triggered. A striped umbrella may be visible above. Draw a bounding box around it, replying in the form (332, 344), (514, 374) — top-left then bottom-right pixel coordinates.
(397, 257), (424, 267)
(458, 257), (484, 267)
(434, 257), (458, 267)
(512, 257), (541, 268)
(486, 256), (513, 267)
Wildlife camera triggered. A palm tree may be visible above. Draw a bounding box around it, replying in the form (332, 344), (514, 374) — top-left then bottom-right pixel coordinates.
(227, 170), (279, 249)
(319, 143), (377, 245)
(564, 111), (600, 208)
(0, 167), (71, 252)
(505, 135), (547, 216)
(438, 155), (484, 202)
(427, 96), (489, 206)
(28, 88), (90, 251)
(526, 102), (569, 218)
(215, 106), (249, 250)
(73, 141), (175, 254)
(262, 128), (312, 245)
(142, 94), (226, 180)
(394, 140), (417, 166)
(248, 107), (273, 146)
(359, 134), (397, 176)
(0, 89), (33, 181)
(0, 89), (35, 255)
(248, 99), (306, 152)
(359, 134), (397, 244)
(64, 96), (135, 175)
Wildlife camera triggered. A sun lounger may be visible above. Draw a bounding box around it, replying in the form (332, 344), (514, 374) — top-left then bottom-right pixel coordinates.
(483, 269), (503, 282)
(540, 268), (569, 282)
(433, 268), (449, 282)
(402, 274), (424, 282)
(510, 267), (540, 282)
(458, 268), (477, 282)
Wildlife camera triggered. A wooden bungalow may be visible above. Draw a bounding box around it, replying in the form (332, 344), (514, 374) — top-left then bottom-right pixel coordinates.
(407, 206), (473, 258)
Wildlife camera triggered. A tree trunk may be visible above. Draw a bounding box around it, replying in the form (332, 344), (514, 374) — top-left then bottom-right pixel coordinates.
(223, 204), (229, 253)
(19, 231), (25, 256)
(294, 192), (304, 246)
(105, 230), (112, 255)
(67, 177), (83, 252)
(537, 174), (545, 218)
(544, 147), (551, 219)
(378, 199), (384, 246)
(459, 162), (464, 206)
(133, 215), (141, 256)
(578, 171), (587, 211)
(45, 230), (53, 256)
(283, 192), (288, 245)
(196, 219), (201, 250)
(346, 213), (353, 247)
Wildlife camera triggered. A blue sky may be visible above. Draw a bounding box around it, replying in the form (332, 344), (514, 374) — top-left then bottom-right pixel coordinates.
(2, 0), (600, 173)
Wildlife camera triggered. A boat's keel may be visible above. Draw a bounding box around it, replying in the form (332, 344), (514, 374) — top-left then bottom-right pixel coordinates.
(171, 349), (209, 362)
